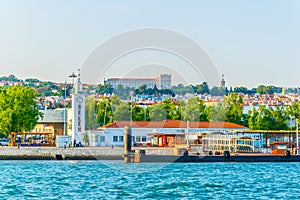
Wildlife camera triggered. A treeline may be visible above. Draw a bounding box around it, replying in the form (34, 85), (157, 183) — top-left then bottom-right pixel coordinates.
(85, 93), (300, 130)
(97, 83), (294, 99)
(2, 74), (297, 99)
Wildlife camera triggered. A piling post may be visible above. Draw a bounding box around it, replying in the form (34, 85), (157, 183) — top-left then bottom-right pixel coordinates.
(124, 126), (132, 163)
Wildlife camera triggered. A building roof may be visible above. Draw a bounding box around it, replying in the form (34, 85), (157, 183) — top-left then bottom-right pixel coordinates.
(107, 78), (157, 81)
(100, 120), (247, 129)
(38, 109), (67, 123)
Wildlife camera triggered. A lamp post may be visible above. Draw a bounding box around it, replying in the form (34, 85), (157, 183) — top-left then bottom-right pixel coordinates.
(130, 104), (133, 127)
(69, 72), (77, 94)
(296, 116), (299, 155)
(64, 81), (67, 135)
(103, 103), (107, 126)
(186, 120), (189, 146)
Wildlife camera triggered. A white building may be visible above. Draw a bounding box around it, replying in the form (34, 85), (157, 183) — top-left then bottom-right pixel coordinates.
(87, 120), (248, 147)
(104, 78), (157, 89)
(104, 74), (172, 89)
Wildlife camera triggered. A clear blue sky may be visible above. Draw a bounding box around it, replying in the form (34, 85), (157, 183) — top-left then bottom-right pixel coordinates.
(0, 0), (299, 88)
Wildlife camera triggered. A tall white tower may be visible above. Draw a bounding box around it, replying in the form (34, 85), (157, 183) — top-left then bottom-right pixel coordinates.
(71, 69), (85, 146)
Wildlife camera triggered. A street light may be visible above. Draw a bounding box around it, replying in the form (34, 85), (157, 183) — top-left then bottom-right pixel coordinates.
(130, 103), (133, 127)
(103, 103), (107, 126)
(296, 114), (299, 155)
(64, 81), (67, 135)
(69, 72), (77, 94)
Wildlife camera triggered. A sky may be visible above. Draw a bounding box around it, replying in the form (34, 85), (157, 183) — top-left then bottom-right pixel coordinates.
(0, 0), (300, 88)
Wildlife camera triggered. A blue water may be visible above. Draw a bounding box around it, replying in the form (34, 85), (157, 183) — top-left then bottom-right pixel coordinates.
(0, 161), (299, 199)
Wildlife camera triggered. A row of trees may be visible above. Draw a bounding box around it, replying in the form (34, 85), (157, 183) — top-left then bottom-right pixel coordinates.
(85, 93), (300, 130)
(96, 82), (291, 99)
(1, 74), (296, 99)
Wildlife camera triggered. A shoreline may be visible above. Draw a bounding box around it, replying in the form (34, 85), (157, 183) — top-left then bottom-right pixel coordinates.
(0, 147), (300, 162)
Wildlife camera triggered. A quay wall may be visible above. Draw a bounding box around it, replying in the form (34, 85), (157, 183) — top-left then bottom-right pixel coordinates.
(140, 155), (300, 162)
(1, 146), (300, 162)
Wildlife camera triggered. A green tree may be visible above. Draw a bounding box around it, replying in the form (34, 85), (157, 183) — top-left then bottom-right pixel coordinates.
(224, 93), (246, 125)
(96, 98), (113, 126)
(0, 86), (42, 136)
(181, 97), (207, 121)
(207, 103), (226, 122)
(132, 105), (147, 121)
(113, 102), (131, 121)
(149, 104), (167, 121)
(85, 95), (99, 129)
(161, 99), (180, 120)
(210, 86), (226, 96)
(96, 84), (113, 94)
(247, 105), (289, 130)
(193, 82), (210, 94)
(257, 85), (275, 94)
(285, 102), (300, 129)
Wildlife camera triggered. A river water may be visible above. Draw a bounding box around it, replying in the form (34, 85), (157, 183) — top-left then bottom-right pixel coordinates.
(0, 161), (299, 199)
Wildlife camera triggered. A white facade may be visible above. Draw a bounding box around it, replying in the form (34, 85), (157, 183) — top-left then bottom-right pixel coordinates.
(71, 93), (85, 145)
(88, 126), (248, 147)
(105, 78), (157, 89)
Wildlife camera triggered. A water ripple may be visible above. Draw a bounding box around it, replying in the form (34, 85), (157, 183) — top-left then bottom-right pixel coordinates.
(0, 161), (299, 199)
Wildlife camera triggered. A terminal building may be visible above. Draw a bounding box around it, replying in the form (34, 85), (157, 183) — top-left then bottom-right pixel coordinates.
(104, 74), (171, 89)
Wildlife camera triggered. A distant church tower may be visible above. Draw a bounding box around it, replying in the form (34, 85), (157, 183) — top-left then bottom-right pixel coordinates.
(71, 68), (85, 146)
(221, 75), (226, 90)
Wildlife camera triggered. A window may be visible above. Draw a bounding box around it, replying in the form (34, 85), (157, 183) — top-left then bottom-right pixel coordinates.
(119, 136), (124, 142)
(100, 136), (105, 143)
(142, 136), (146, 142)
(113, 136), (118, 142)
(136, 136), (141, 142)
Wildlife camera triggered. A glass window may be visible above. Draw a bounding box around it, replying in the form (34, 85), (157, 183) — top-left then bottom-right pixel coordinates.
(142, 136), (146, 142)
(136, 136), (140, 142)
(100, 136), (105, 142)
(119, 136), (124, 142)
(113, 136), (118, 142)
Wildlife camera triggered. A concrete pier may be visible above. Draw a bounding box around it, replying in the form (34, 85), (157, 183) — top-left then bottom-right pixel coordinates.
(0, 146), (300, 162)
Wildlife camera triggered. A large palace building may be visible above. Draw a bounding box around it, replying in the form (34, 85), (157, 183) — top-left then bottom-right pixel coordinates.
(104, 74), (171, 89)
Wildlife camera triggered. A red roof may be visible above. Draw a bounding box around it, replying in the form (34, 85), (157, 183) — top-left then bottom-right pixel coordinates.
(100, 120), (247, 129)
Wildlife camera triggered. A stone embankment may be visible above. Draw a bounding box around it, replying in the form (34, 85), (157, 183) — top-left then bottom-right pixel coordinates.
(0, 147), (125, 160)
(0, 146), (176, 160)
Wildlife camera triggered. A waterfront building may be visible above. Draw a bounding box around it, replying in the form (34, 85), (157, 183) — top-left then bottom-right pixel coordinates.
(33, 108), (68, 139)
(87, 120), (248, 147)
